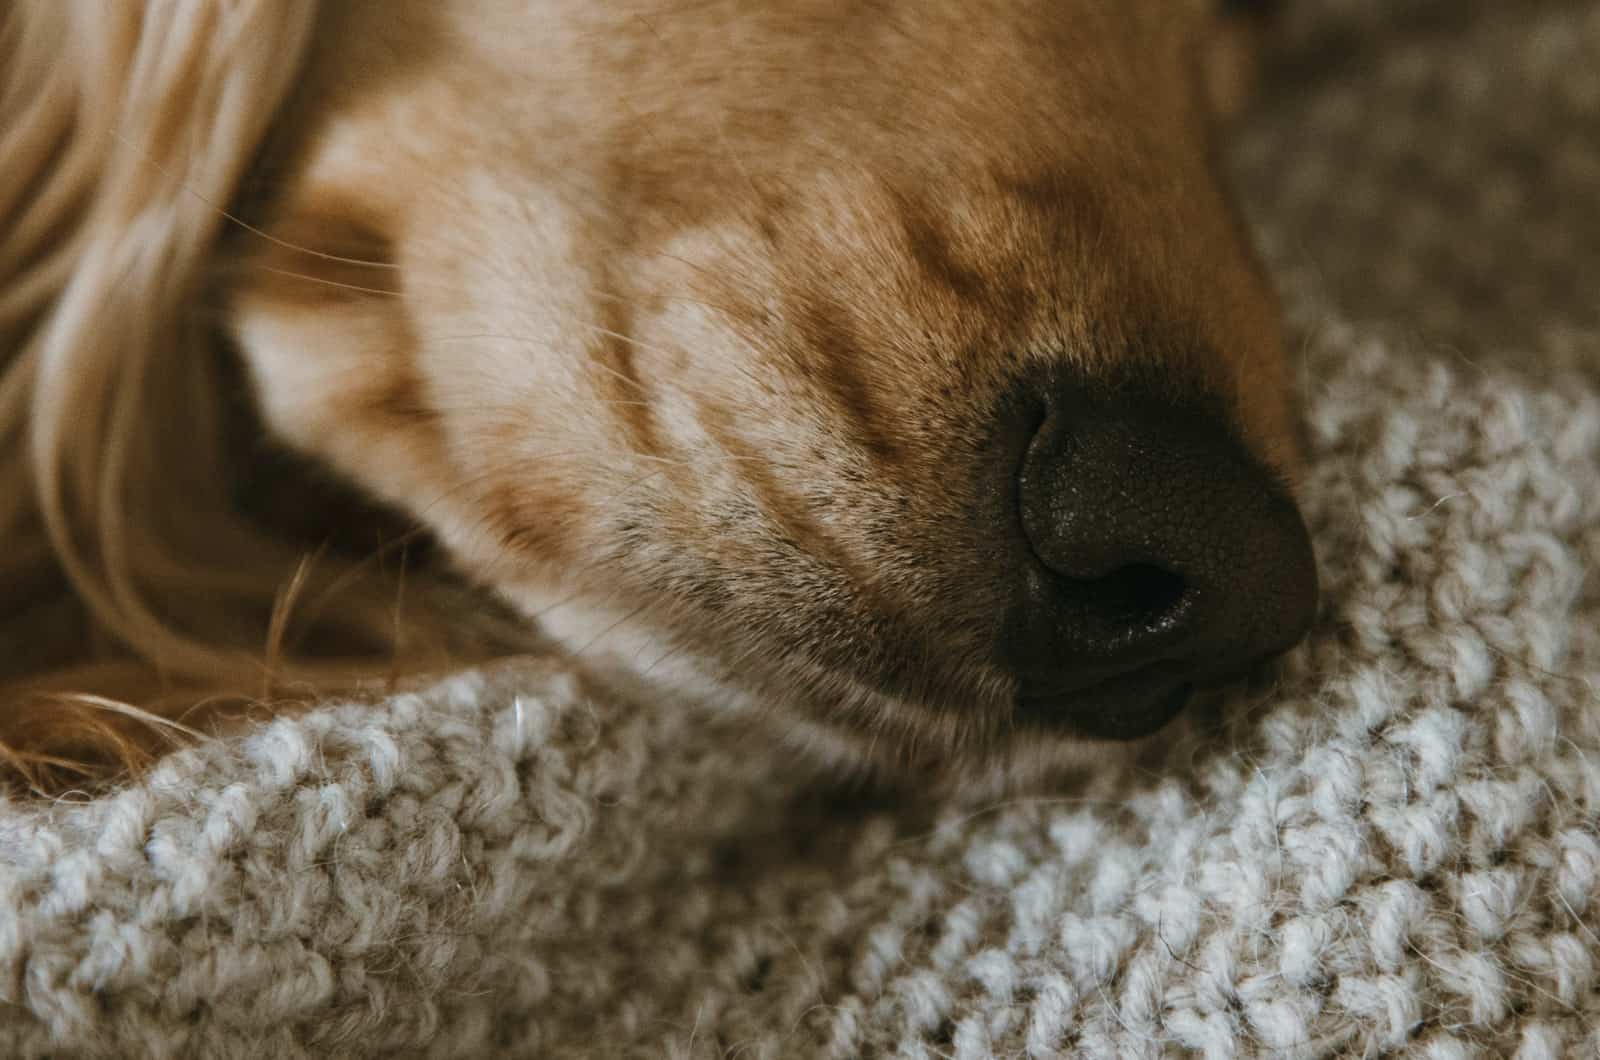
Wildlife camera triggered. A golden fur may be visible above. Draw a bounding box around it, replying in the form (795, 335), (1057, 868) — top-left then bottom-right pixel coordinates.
(1, 0), (1292, 791)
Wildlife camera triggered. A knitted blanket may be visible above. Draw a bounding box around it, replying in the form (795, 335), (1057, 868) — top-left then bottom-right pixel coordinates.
(5, 1), (1600, 1055)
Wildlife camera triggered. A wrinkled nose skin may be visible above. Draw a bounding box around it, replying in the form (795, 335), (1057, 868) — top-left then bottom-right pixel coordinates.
(1000, 381), (1318, 740)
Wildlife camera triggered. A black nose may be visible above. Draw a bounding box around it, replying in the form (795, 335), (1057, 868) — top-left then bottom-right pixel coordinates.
(1000, 380), (1317, 739)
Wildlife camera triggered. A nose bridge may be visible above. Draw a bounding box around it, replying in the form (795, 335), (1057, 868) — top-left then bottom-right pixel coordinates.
(1053, 172), (1297, 477)
(978, 129), (1270, 388)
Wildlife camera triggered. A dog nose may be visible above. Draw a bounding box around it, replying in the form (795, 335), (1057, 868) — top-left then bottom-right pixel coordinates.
(1001, 381), (1318, 739)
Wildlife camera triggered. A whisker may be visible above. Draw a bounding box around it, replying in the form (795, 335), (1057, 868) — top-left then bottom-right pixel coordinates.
(233, 254), (739, 317)
(252, 265), (400, 298)
(107, 129), (401, 272)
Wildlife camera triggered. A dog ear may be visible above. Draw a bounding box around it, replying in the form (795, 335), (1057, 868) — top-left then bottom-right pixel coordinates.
(1204, 0), (1283, 122)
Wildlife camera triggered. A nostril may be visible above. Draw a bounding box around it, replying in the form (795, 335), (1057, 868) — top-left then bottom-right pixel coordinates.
(1028, 559), (1195, 661)
(1078, 563), (1186, 628)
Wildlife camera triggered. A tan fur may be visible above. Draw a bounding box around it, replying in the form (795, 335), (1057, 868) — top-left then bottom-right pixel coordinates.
(1, 0), (1291, 790)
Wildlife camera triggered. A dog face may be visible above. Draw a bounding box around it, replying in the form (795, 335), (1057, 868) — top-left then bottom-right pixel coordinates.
(230, 0), (1315, 776)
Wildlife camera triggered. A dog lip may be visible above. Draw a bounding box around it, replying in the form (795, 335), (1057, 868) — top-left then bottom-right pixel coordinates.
(1012, 657), (1183, 701)
(1013, 663), (1194, 740)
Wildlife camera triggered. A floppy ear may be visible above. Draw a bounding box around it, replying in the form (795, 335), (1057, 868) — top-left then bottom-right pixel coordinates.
(0, 0), (541, 792)
(1, 0), (322, 648)
(0, 3), (325, 779)
(1204, 0), (1283, 122)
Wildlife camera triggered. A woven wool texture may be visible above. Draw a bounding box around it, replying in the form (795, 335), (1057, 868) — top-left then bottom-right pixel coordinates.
(5, 0), (1600, 1056)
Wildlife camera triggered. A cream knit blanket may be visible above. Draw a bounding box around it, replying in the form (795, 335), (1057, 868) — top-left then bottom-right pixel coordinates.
(5, 1), (1600, 1056)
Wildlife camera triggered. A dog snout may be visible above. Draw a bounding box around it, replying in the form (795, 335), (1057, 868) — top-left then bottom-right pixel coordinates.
(997, 378), (1318, 740)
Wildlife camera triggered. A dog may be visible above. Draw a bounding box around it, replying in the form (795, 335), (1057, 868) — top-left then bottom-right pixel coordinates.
(0, 0), (1315, 792)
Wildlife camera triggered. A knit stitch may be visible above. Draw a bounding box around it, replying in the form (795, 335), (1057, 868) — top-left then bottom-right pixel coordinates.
(4, 0), (1599, 1055)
